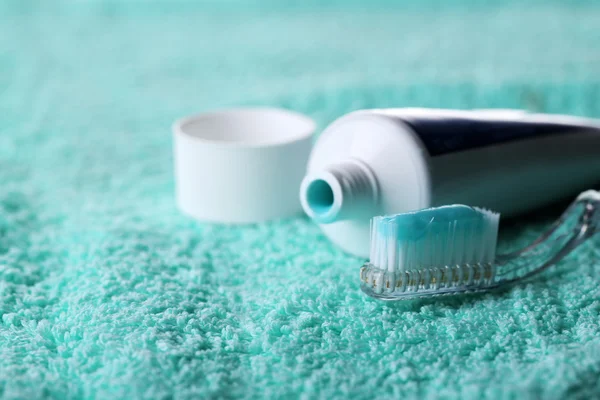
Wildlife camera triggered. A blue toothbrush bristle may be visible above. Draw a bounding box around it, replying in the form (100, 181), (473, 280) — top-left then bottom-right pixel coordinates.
(369, 205), (500, 274)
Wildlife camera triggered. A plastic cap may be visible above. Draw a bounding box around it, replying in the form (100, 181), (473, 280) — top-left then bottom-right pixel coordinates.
(173, 108), (315, 223)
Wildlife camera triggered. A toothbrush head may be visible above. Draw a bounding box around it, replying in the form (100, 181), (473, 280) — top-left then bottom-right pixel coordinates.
(362, 205), (500, 299)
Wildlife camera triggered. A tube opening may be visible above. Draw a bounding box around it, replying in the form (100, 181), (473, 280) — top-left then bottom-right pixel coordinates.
(306, 179), (335, 216)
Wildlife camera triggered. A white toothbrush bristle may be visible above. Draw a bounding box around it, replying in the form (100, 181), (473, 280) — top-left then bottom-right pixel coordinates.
(368, 206), (500, 274)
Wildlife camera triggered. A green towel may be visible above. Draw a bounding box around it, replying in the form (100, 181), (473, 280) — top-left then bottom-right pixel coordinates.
(1, 1), (599, 398)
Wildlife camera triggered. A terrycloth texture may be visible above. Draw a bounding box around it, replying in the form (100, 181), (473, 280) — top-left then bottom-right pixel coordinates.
(1, 1), (600, 398)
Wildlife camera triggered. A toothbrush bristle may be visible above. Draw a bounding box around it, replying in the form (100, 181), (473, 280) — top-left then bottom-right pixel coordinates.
(368, 205), (500, 273)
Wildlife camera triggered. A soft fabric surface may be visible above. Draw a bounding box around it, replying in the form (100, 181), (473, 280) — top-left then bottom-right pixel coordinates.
(1, 1), (600, 398)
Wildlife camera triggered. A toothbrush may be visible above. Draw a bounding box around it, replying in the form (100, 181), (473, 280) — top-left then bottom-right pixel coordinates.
(360, 190), (600, 300)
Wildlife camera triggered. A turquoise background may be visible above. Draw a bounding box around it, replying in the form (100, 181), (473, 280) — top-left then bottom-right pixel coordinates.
(1, 1), (599, 398)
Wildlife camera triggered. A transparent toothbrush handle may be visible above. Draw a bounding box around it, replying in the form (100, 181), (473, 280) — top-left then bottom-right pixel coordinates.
(493, 190), (600, 285)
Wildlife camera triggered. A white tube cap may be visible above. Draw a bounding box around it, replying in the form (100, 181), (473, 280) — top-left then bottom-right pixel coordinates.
(173, 108), (315, 223)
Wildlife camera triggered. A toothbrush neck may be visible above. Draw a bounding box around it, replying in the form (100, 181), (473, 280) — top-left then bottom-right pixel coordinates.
(300, 159), (379, 224)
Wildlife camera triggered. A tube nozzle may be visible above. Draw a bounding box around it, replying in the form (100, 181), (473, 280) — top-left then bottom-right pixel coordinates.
(300, 159), (378, 224)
